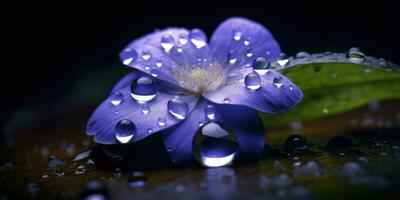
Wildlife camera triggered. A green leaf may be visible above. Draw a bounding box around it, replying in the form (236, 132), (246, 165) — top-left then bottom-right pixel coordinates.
(260, 52), (400, 126)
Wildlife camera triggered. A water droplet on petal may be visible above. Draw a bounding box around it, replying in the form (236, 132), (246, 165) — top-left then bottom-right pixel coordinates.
(346, 47), (365, 63)
(141, 50), (151, 60)
(178, 34), (188, 45)
(176, 47), (183, 53)
(193, 122), (239, 167)
(205, 104), (216, 120)
(228, 50), (237, 65)
(296, 51), (310, 59)
(223, 98), (230, 103)
(167, 97), (189, 120)
(120, 49), (137, 65)
(110, 92), (124, 106)
(252, 57), (271, 75)
(273, 76), (283, 88)
(130, 77), (157, 102)
(129, 171), (147, 188)
(245, 47), (253, 58)
(155, 60), (163, 68)
(141, 103), (150, 115)
(245, 72), (261, 90)
(243, 39), (250, 46)
(158, 117), (166, 127)
(115, 119), (136, 143)
(160, 34), (175, 53)
(289, 85), (294, 91)
(277, 53), (290, 67)
(189, 29), (207, 48)
(150, 69), (158, 77)
(233, 30), (242, 41)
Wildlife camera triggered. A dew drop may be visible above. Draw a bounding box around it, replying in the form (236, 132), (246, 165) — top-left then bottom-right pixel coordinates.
(141, 50), (152, 60)
(296, 51), (310, 59)
(129, 171), (147, 188)
(110, 92), (124, 106)
(245, 72), (261, 90)
(130, 77), (157, 102)
(243, 39), (250, 46)
(158, 117), (166, 127)
(189, 29), (207, 48)
(160, 34), (175, 53)
(277, 53), (290, 67)
(167, 97), (189, 120)
(346, 47), (365, 63)
(228, 50), (237, 65)
(141, 104), (150, 115)
(205, 104), (216, 120)
(115, 119), (136, 143)
(252, 57), (271, 75)
(245, 47), (253, 58)
(232, 31), (242, 41)
(223, 98), (230, 103)
(120, 49), (137, 65)
(193, 122), (239, 167)
(273, 76), (283, 88)
(155, 60), (163, 68)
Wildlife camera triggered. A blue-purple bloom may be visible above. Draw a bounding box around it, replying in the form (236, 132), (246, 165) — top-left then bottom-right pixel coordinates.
(87, 17), (303, 166)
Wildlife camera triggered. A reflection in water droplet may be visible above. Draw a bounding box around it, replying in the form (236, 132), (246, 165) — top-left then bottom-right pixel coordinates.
(120, 49), (137, 65)
(160, 34), (175, 53)
(81, 181), (109, 200)
(205, 104), (216, 120)
(141, 50), (152, 60)
(167, 97), (189, 120)
(346, 47), (365, 63)
(277, 53), (290, 67)
(130, 77), (157, 102)
(252, 57), (270, 75)
(193, 122), (239, 167)
(245, 72), (261, 90)
(129, 171), (147, 188)
(273, 76), (283, 88)
(283, 135), (308, 153)
(115, 119), (136, 143)
(189, 29), (207, 48)
(110, 92), (124, 106)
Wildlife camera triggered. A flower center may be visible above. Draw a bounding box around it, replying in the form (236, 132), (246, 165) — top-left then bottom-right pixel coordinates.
(171, 61), (227, 93)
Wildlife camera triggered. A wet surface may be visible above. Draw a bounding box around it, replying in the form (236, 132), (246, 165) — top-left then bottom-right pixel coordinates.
(1, 100), (400, 199)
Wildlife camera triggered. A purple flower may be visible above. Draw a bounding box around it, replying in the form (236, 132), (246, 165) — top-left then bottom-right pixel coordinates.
(87, 17), (303, 167)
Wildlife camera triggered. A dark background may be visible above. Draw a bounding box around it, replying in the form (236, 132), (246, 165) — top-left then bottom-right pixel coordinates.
(2, 0), (400, 136)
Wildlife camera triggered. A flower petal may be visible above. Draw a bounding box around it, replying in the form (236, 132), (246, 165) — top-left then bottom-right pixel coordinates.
(119, 28), (212, 91)
(209, 17), (281, 69)
(87, 74), (198, 144)
(203, 68), (303, 113)
(162, 99), (265, 164)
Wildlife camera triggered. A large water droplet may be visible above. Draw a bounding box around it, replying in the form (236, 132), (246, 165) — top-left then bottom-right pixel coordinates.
(252, 57), (270, 75)
(283, 135), (308, 153)
(277, 53), (290, 67)
(120, 49), (137, 65)
(245, 72), (261, 90)
(167, 97), (189, 120)
(115, 119), (136, 143)
(273, 76), (283, 88)
(130, 77), (157, 102)
(160, 34), (175, 53)
(205, 104), (216, 120)
(193, 122), (239, 167)
(189, 29), (207, 48)
(110, 92), (124, 106)
(141, 50), (152, 60)
(346, 47), (365, 63)
(129, 171), (147, 188)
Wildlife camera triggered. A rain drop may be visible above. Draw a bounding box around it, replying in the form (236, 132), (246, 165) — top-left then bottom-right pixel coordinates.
(205, 104), (216, 120)
(223, 98), (230, 103)
(141, 50), (152, 60)
(141, 104), (150, 114)
(158, 117), (166, 127)
(167, 97), (189, 120)
(245, 72), (261, 90)
(160, 34), (175, 53)
(189, 29), (207, 48)
(277, 53), (290, 67)
(296, 51), (310, 59)
(232, 31), (242, 41)
(228, 50), (237, 65)
(273, 76), (283, 88)
(346, 47), (365, 63)
(193, 122), (239, 167)
(252, 57), (270, 75)
(130, 77), (157, 102)
(110, 92), (124, 106)
(120, 49), (137, 65)
(115, 119), (136, 143)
